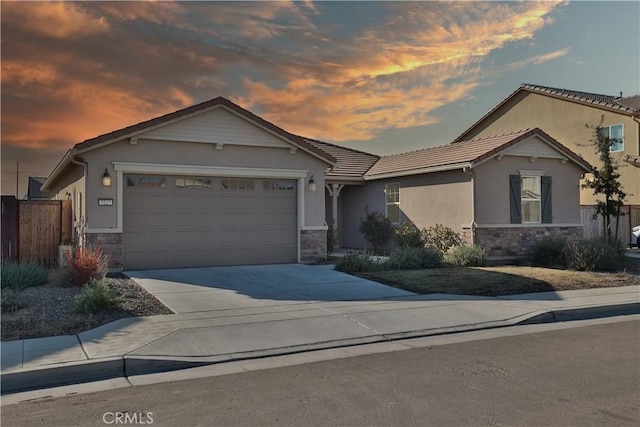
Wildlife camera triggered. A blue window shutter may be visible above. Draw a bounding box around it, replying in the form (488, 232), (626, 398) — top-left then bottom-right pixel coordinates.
(510, 175), (521, 224)
(541, 176), (552, 223)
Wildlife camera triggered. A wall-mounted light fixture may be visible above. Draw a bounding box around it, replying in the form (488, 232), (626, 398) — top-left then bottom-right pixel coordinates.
(308, 175), (317, 192)
(102, 168), (112, 187)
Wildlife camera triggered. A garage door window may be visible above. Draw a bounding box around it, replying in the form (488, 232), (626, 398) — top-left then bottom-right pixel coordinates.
(264, 180), (295, 191)
(176, 178), (212, 189)
(221, 178), (254, 190)
(127, 176), (166, 188)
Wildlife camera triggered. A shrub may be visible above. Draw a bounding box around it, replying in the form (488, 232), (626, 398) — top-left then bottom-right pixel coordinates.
(444, 245), (487, 267)
(563, 239), (624, 272)
(1, 288), (26, 313)
(327, 221), (340, 254)
(1, 262), (48, 291)
(358, 207), (393, 253)
(394, 221), (424, 249)
(422, 224), (463, 254)
(531, 237), (567, 266)
(335, 251), (385, 273)
(75, 278), (122, 314)
(65, 244), (109, 286)
(384, 247), (442, 270)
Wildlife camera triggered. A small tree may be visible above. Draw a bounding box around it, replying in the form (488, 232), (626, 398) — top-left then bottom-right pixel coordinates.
(582, 116), (626, 243)
(359, 207), (393, 253)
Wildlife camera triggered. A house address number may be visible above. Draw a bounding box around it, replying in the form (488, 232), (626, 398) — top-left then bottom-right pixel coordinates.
(98, 198), (113, 206)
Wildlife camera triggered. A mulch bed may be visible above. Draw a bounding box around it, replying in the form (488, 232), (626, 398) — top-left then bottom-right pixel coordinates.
(1, 275), (173, 342)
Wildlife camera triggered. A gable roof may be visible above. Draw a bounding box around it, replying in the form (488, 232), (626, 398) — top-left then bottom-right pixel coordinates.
(73, 97), (335, 164)
(454, 83), (640, 143)
(365, 128), (591, 180)
(27, 177), (49, 199)
(303, 138), (380, 179)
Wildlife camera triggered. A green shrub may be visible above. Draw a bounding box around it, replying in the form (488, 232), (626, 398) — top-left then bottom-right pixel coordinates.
(74, 278), (122, 314)
(422, 224), (463, 254)
(444, 245), (487, 267)
(531, 237), (567, 266)
(1, 288), (26, 313)
(358, 207), (393, 253)
(384, 247), (442, 270)
(65, 244), (109, 286)
(335, 251), (385, 273)
(394, 221), (424, 249)
(1, 262), (48, 291)
(563, 239), (624, 272)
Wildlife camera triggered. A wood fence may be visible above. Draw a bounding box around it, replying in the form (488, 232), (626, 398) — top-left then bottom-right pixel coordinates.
(581, 205), (640, 244)
(1, 196), (72, 266)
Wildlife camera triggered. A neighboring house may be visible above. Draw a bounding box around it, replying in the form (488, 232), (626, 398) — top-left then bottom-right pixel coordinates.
(42, 97), (590, 270)
(27, 177), (49, 200)
(453, 83), (640, 207)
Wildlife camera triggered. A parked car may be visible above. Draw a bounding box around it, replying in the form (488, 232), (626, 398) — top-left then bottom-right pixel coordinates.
(631, 225), (640, 249)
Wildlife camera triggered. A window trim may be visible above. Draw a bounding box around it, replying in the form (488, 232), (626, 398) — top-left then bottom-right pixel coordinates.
(599, 123), (624, 153)
(384, 182), (400, 224)
(520, 175), (541, 224)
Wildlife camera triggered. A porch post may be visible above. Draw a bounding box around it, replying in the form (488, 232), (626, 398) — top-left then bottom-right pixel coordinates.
(330, 184), (344, 231)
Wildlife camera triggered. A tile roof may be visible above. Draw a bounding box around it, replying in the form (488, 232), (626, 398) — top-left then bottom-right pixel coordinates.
(74, 97), (336, 165)
(520, 84), (638, 113)
(365, 128), (590, 179)
(454, 83), (639, 143)
(618, 95), (640, 111)
(303, 138), (379, 178)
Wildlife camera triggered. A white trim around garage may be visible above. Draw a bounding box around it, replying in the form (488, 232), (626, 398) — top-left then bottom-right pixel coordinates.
(111, 162), (311, 262)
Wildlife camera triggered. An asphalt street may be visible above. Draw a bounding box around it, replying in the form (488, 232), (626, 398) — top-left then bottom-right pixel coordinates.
(2, 318), (639, 427)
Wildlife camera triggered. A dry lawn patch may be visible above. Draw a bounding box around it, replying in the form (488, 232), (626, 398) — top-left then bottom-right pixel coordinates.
(360, 266), (640, 297)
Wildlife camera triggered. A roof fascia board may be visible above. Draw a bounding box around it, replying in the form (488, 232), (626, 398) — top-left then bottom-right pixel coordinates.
(41, 150), (72, 192)
(364, 162), (472, 181)
(471, 134), (591, 171)
(74, 103), (336, 166)
(526, 90), (635, 116)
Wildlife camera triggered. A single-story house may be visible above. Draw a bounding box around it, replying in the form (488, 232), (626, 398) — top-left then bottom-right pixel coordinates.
(42, 97), (591, 270)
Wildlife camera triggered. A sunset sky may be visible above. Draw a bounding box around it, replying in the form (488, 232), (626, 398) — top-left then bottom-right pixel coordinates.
(2, 1), (639, 197)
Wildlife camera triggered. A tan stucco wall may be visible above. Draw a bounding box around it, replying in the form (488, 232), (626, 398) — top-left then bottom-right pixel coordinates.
(340, 170), (472, 249)
(474, 156), (583, 225)
(82, 138), (329, 230)
(462, 92), (640, 205)
(49, 165), (85, 241)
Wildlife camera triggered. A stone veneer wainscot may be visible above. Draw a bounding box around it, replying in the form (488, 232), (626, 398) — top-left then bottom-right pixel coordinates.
(301, 229), (328, 262)
(474, 226), (584, 257)
(85, 233), (123, 271)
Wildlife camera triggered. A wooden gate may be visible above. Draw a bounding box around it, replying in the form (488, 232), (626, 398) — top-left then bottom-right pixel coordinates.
(1, 197), (72, 265)
(581, 205), (640, 244)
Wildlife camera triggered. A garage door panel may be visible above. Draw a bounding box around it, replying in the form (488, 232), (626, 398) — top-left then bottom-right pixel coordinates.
(123, 174), (297, 269)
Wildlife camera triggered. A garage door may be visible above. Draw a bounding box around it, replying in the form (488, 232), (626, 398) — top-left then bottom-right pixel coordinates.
(123, 174), (297, 269)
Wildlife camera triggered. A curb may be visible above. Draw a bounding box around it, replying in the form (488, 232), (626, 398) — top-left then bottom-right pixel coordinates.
(2, 303), (639, 395)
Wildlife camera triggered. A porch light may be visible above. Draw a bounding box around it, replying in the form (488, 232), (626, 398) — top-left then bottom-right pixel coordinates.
(308, 175), (317, 192)
(102, 168), (112, 187)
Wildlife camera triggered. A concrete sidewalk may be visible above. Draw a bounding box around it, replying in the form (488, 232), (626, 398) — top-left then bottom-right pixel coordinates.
(2, 285), (638, 394)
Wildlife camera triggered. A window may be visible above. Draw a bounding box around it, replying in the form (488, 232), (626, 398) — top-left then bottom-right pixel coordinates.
(521, 176), (541, 223)
(510, 174), (552, 224)
(385, 183), (400, 223)
(176, 178), (212, 189)
(221, 178), (255, 191)
(599, 124), (624, 152)
(126, 176), (166, 188)
(263, 180), (294, 191)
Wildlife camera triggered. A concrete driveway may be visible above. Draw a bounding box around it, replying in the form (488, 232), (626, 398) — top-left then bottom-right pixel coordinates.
(125, 264), (415, 314)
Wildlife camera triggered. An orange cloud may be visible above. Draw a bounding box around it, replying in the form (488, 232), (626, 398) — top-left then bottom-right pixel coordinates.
(1, 1), (108, 38)
(237, 1), (563, 141)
